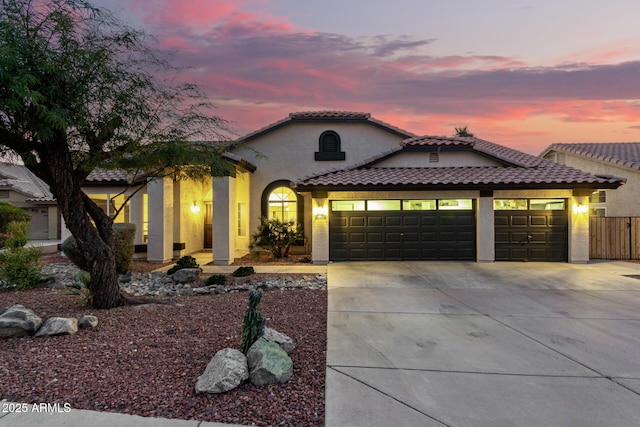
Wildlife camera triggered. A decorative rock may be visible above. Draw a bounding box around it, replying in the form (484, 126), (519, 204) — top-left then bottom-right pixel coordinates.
(195, 348), (249, 394)
(171, 268), (202, 284)
(247, 337), (293, 385)
(78, 315), (98, 329)
(0, 305), (42, 338)
(263, 327), (295, 354)
(35, 317), (78, 337)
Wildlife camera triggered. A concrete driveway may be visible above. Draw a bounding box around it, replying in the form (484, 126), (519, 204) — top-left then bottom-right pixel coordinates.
(325, 261), (640, 427)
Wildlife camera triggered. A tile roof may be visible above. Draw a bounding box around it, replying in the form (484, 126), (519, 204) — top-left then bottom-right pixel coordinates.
(85, 169), (147, 184)
(543, 143), (640, 170)
(238, 110), (415, 142)
(296, 136), (625, 190)
(296, 166), (622, 189)
(0, 163), (55, 200)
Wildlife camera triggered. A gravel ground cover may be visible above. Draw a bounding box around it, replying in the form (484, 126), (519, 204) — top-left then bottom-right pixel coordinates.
(0, 286), (327, 426)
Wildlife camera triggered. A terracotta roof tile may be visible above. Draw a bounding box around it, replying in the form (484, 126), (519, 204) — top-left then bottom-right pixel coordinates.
(297, 165), (623, 189)
(86, 169), (147, 184)
(289, 111), (371, 120)
(545, 142), (640, 170)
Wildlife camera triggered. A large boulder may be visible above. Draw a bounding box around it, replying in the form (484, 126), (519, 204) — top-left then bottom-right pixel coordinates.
(263, 327), (295, 354)
(195, 348), (249, 394)
(78, 315), (98, 329)
(35, 317), (78, 337)
(247, 337), (293, 385)
(171, 268), (202, 284)
(0, 305), (42, 337)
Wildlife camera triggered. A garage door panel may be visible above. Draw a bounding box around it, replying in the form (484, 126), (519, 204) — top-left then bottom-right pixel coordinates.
(330, 207), (476, 261)
(495, 209), (567, 262)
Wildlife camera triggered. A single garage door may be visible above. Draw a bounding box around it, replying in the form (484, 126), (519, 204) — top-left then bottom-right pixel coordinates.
(494, 198), (568, 261)
(329, 199), (476, 261)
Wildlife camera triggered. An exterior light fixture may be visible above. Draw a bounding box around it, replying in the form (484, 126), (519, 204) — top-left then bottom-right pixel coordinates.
(572, 203), (588, 215)
(190, 201), (201, 214)
(313, 204), (328, 220)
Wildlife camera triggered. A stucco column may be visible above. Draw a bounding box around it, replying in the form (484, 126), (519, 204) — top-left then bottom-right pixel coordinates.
(569, 195), (590, 263)
(48, 206), (60, 239)
(147, 177), (174, 263)
(213, 175), (236, 265)
(476, 195), (495, 262)
(128, 191), (145, 245)
(311, 198), (329, 264)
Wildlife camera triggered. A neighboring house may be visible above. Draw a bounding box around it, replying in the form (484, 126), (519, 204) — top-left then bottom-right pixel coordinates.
(58, 111), (626, 264)
(0, 163), (60, 240)
(541, 143), (640, 217)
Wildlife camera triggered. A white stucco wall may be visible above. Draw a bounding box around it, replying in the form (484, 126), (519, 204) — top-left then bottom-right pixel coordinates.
(543, 151), (638, 216)
(232, 122), (407, 241)
(374, 151), (502, 168)
(173, 178), (211, 256)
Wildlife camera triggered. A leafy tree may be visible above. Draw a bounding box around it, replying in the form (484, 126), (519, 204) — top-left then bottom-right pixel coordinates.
(0, 0), (235, 308)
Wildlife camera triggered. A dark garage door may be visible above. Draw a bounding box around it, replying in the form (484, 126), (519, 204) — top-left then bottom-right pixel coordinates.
(329, 200), (476, 261)
(494, 199), (567, 261)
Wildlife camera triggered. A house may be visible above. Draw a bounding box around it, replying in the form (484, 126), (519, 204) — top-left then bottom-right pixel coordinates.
(0, 163), (60, 240)
(540, 143), (640, 217)
(60, 111), (625, 264)
(216, 111), (624, 264)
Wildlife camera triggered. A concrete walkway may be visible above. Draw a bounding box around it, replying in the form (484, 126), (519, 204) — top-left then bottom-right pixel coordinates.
(325, 261), (640, 427)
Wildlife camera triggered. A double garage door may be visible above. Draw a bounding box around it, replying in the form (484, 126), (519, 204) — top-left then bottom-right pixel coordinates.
(328, 198), (568, 262)
(329, 199), (476, 261)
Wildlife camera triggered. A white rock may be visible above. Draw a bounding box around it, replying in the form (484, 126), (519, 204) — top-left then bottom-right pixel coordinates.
(263, 327), (295, 353)
(35, 317), (78, 337)
(195, 348), (249, 394)
(0, 305), (42, 338)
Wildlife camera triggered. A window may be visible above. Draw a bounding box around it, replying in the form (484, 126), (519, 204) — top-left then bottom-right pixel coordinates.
(332, 200), (365, 211)
(429, 152), (439, 163)
(438, 199), (473, 210)
(237, 203), (247, 237)
(268, 186), (297, 222)
(315, 130), (346, 161)
(367, 200), (401, 211)
(590, 207), (606, 217)
(494, 199), (528, 210)
(590, 191), (606, 203)
(0, 190), (9, 198)
(88, 194), (130, 222)
(530, 199), (565, 210)
(402, 200), (436, 210)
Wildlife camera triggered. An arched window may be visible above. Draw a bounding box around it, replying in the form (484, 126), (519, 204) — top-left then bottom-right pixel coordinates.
(268, 186), (297, 222)
(315, 130), (346, 161)
(261, 180), (304, 226)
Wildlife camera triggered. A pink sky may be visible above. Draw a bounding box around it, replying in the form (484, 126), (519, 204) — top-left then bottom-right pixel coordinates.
(96, 0), (640, 154)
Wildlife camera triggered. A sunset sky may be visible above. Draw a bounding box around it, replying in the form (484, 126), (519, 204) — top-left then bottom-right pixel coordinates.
(94, 0), (640, 154)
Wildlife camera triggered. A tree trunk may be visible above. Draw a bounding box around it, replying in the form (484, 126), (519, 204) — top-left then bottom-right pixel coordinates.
(34, 137), (125, 309)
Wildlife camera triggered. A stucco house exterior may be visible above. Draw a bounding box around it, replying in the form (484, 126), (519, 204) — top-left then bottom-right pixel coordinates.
(57, 111), (625, 264)
(214, 111), (624, 264)
(0, 163), (60, 240)
(540, 143), (640, 217)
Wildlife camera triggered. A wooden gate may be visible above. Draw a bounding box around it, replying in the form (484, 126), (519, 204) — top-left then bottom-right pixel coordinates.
(589, 217), (640, 259)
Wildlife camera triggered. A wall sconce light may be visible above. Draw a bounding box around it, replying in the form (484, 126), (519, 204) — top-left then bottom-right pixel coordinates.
(190, 201), (201, 214)
(313, 204), (328, 220)
(573, 203), (588, 215)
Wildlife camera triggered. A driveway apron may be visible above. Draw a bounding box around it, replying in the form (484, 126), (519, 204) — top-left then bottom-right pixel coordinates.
(325, 261), (640, 427)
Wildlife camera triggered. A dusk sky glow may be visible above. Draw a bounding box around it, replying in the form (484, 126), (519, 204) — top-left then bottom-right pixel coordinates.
(95, 0), (640, 153)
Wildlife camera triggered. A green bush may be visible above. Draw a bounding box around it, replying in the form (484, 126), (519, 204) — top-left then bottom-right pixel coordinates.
(0, 221), (42, 290)
(113, 223), (136, 274)
(250, 217), (303, 258)
(232, 266), (255, 277)
(167, 255), (199, 275)
(61, 223), (136, 273)
(0, 202), (30, 248)
(205, 274), (226, 286)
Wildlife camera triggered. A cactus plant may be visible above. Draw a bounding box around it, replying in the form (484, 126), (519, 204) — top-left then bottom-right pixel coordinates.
(240, 288), (265, 354)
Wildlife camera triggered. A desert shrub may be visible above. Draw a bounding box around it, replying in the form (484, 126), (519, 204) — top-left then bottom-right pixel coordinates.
(64, 271), (93, 306)
(62, 223), (136, 273)
(113, 223), (136, 274)
(0, 202), (30, 248)
(232, 266), (255, 277)
(250, 217), (303, 258)
(240, 289), (265, 354)
(167, 255), (199, 275)
(0, 221), (42, 290)
(205, 274), (226, 286)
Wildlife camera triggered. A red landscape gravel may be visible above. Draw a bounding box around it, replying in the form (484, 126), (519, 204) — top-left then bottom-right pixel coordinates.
(0, 288), (327, 426)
